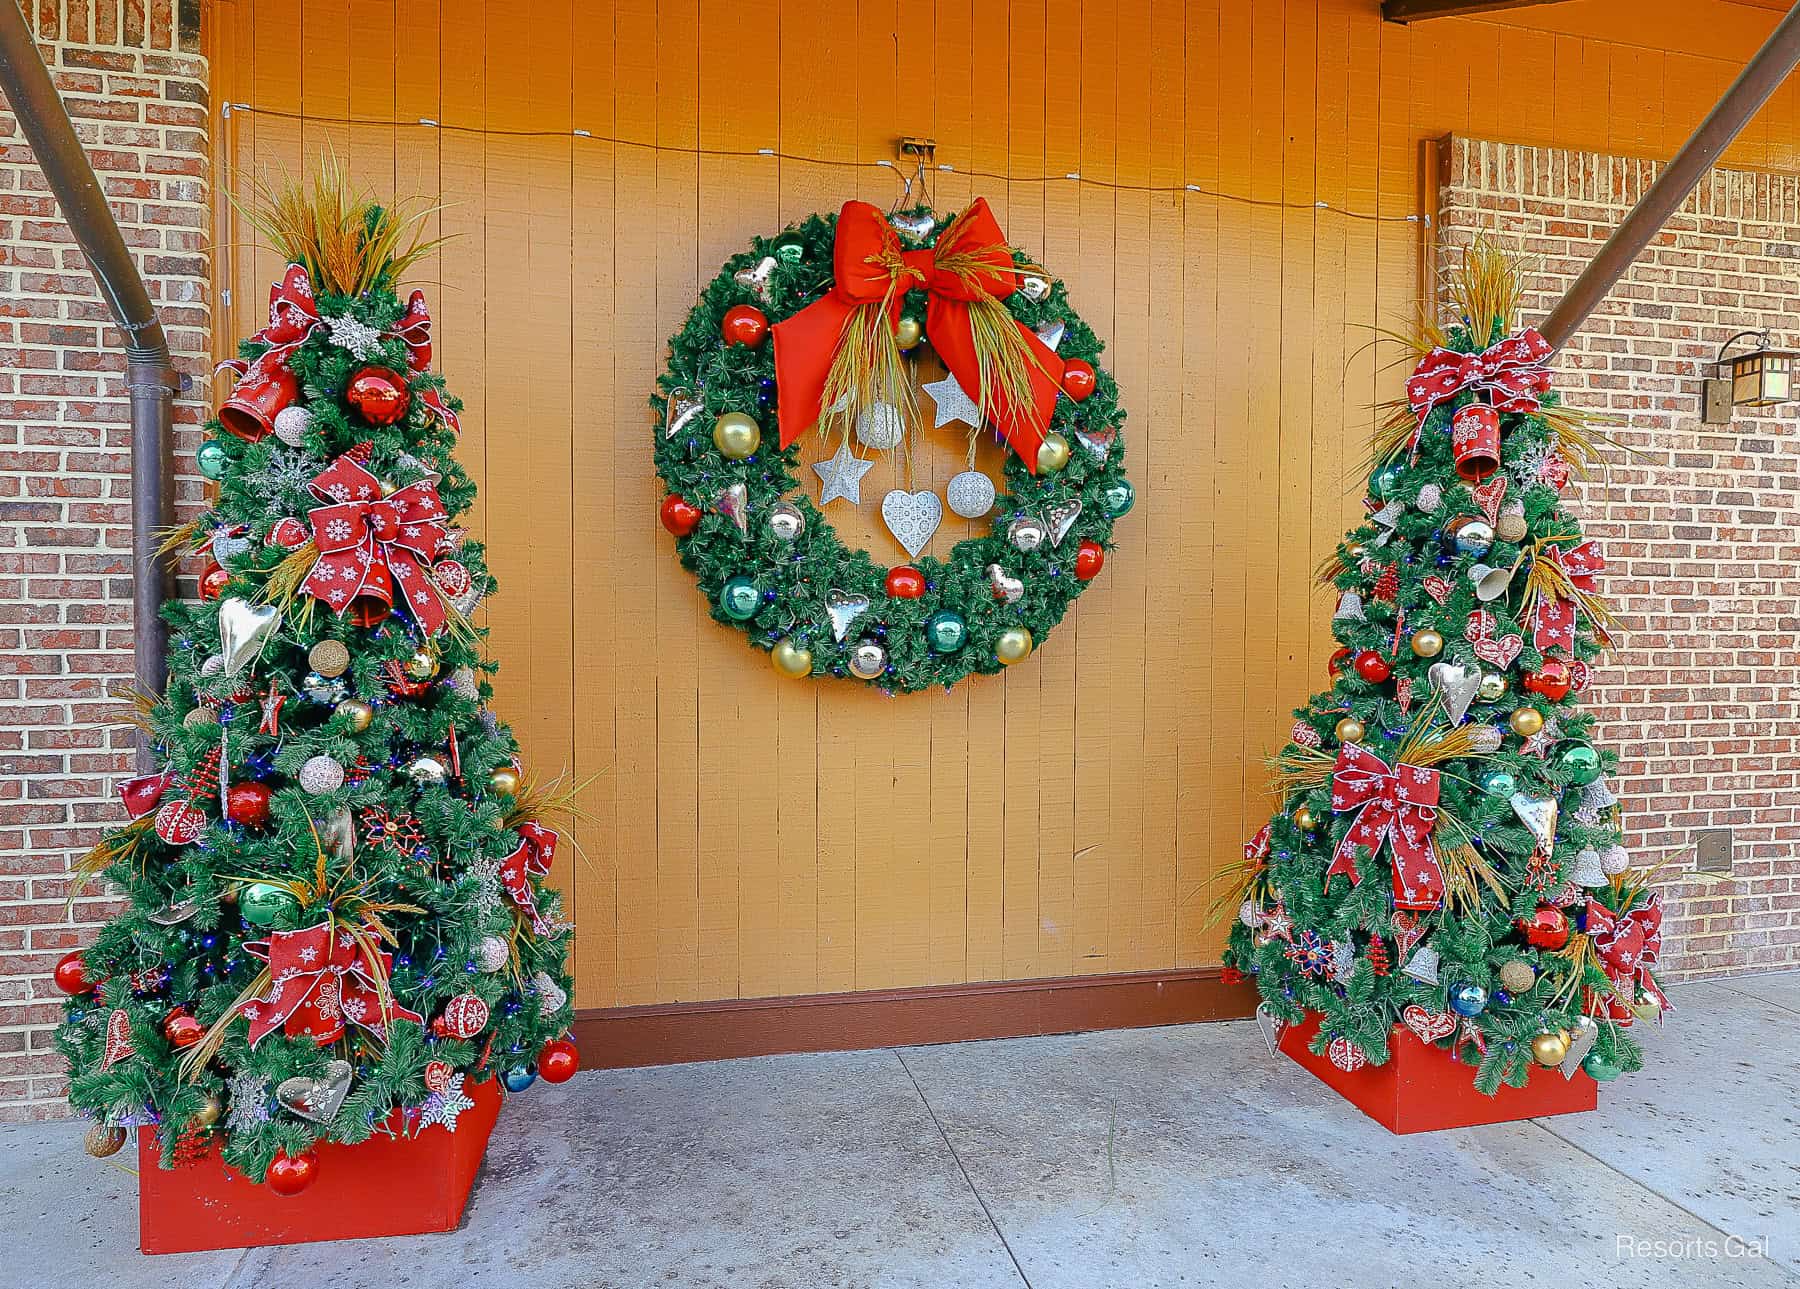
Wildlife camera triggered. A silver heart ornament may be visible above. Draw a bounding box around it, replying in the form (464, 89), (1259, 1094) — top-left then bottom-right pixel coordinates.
(217, 597), (281, 677)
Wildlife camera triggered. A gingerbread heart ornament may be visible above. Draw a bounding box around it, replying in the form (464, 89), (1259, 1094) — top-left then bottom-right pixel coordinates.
(1401, 1003), (1459, 1042)
(99, 1008), (135, 1070)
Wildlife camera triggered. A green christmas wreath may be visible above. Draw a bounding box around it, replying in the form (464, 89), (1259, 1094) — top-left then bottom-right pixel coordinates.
(652, 198), (1133, 692)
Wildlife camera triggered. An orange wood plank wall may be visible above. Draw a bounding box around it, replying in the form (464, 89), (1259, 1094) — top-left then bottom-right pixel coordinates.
(208, 0), (1800, 1012)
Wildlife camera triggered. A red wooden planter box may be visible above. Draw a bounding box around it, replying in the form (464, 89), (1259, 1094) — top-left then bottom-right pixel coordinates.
(137, 1074), (503, 1254)
(1279, 1011), (1596, 1134)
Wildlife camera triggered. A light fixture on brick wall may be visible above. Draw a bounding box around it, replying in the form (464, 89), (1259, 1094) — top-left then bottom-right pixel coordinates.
(1703, 330), (1796, 423)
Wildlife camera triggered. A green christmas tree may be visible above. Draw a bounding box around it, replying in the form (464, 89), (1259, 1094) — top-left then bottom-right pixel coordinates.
(54, 167), (579, 1189)
(1223, 242), (1667, 1093)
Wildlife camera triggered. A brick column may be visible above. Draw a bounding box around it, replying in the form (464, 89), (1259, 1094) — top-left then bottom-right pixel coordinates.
(1439, 136), (1800, 979)
(0, 0), (209, 1119)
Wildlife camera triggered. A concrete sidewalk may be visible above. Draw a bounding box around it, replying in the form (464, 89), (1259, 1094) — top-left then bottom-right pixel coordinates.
(4, 973), (1795, 1289)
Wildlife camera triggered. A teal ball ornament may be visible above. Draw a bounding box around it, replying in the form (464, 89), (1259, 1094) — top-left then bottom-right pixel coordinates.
(1558, 741), (1602, 785)
(239, 881), (297, 928)
(1480, 769), (1517, 798)
(719, 576), (762, 622)
(1100, 479), (1136, 518)
(925, 610), (968, 654)
(196, 440), (229, 480)
(1582, 1052), (1623, 1082)
(1448, 981), (1488, 1017)
(501, 1066), (538, 1092)
(1371, 462), (1405, 501)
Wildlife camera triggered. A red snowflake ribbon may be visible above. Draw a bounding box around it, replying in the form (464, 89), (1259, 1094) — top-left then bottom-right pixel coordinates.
(240, 921), (422, 1048)
(499, 823), (559, 935)
(301, 452), (451, 634)
(1324, 743), (1445, 911)
(1530, 539), (1605, 655)
(1244, 822), (1272, 864)
(1404, 327), (1553, 427)
(1583, 895), (1670, 1025)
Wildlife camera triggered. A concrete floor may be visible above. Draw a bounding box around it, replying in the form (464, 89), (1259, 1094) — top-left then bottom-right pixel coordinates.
(4, 974), (1796, 1289)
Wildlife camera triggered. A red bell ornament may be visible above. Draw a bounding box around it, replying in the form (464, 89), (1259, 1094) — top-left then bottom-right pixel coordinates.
(345, 366), (411, 426)
(1060, 359), (1097, 401)
(537, 1037), (580, 1084)
(1518, 905), (1571, 950)
(218, 358), (299, 442)
(721, 304), (770, 348)
(224, 781), (273, 830)
(53, 950), (93, 995)
(198, 564), (229, 602)
(266, 1147), (320, 1196)
(1523, 659), (1573, 702)
(659, 494), (703, 537)
(1353, 650), (1392, 683)
(884, 566), (926, 599)
(1074, 540), (1105, 580)
(163, 1008), (206, 1048)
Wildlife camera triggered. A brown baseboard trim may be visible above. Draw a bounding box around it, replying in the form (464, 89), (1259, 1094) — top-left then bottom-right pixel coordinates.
(571, 967), (1258, 1069)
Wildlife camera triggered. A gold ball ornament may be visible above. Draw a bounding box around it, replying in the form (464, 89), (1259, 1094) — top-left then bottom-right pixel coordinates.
(712, 412), (762, 460)
(1530, 1030), (1570, 1067)
(307, 639), (351, 678)
(1478, 672), (1508, 701)
(84, 1123), (127, 1158)
(404, 647), (441, 682)
(1293, 805), (1318, 832)
(1335, 718), (1366, 744)
(995, 627), (1034, 666)
(490, 766), (522, 797)
(1496, 510), (1529, 543)
(1410, 629), (1445, 659)
(190, 1095), (223, 1129)
(335, 699), (374, 732)
(895, 317), (924, 350)
(1036, 433), (1071, 474)
(771, 640), (813, 678)
(1498, 960), (1536, 994)
(1509, 707), (1545, 737)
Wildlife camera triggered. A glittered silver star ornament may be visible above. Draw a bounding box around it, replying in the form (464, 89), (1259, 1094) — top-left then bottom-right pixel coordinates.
(813, 440), (875, 506)
(922, 373), (984, 430)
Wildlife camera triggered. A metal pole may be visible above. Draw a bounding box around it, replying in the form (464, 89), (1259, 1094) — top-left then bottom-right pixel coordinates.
(1540, 2), (1800, 350)
(0, 0), (178, 769)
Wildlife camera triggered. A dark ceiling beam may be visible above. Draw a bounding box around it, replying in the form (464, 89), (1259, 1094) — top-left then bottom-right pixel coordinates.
(1382, 0), (1573, 23)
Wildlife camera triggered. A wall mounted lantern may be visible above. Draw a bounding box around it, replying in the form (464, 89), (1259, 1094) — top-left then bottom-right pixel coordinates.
(1702, 330), (1796, 423)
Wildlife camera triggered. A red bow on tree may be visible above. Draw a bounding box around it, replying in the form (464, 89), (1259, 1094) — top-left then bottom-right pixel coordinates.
(1583, 895), (1669, 1024)
(1324, 743), (1446, 911)
(772, 199), (1066, 470)
(1244, 822), (1272, 865)
(1530, 539), (1605, 655)
(1405, 327), (1553, 425)
(302, 452), (451, 634)
(499, 822), (559, 935)
(240, 921), (422, 1048)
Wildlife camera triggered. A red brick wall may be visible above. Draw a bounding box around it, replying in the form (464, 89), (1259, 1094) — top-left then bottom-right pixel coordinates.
(1439, 136), (1800, 982)
(0, 0), (208, 1120)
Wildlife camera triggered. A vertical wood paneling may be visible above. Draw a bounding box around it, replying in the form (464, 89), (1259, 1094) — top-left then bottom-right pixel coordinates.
(213, 0), (1797, 1013)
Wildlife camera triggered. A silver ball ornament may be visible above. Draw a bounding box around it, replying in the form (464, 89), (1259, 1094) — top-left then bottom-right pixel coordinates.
(854, 401), (905, 450)
(299, 754), (346, 795)
(476, 935), (510, 973)
(1415, 483), (1442, 514)
(272, 405), (313, 447)
(1006, 514), (1047, 552)
(767, 501), (806, 541)
(945, 470), (996, 519)
(406, 756), (448, 786)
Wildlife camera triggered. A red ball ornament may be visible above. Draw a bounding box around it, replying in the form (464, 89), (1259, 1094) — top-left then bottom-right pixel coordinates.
(438, 992), (490, 1040)
(884, 566), (926, 599)
(1523, 659), (1573, 703)
(266, 1147), (320, 1197)
(659, 494), (703, 537)
(345, 366), (411, 426)
(163, 1008), (205, 1048)
(53, 950), (93, 995)
(1060, 359), (1097, 401)
(721, 304), (770, 348)
(224, 781), (273, 830)
(536, 1037), (580, 1084)
(1074, 540), (1105, 580)
(1328, 646), (1354, 678)
(198, 564), (229, 602)
(1352, 650), (1392, 683)
(1518, 905), (1571, 950)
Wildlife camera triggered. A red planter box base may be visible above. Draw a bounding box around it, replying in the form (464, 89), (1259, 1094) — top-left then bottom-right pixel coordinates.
(137, 1074), (503, 1254)
(1279, 1012), (1596, 1134)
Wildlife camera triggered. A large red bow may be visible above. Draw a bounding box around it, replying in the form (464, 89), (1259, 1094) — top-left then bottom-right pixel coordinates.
(1405, 327), (1553, 426)
(302, 453), (451, 634)
(1325, 744), (1445, 911)
(241, 921), (422, 1048)
(498, 822), (559, 935)
(1583, 896), (1669, 1024)
(772, 199), (1065, 470)
(1530, 539), (1605, 655)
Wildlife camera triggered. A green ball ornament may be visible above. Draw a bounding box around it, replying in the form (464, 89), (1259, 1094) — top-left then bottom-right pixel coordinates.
(1583, 1052), (1624, 1082)
(719, 576), (762, 622)
(1371, 462), (1405, 501)
(1480, 769), (1517, 797)
(1558, 742), (1602, 785)
(925, 610), (968, 654)
(239, 881), (297, 927)
(196, 440), (229, 480)
(1100, 479), (1136, 518)
(774, 240), (805, 264)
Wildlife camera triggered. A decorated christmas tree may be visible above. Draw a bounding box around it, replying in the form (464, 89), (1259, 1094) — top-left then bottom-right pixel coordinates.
(1223, 242), (1667, 1093)
(53, 165), (579, 1193)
